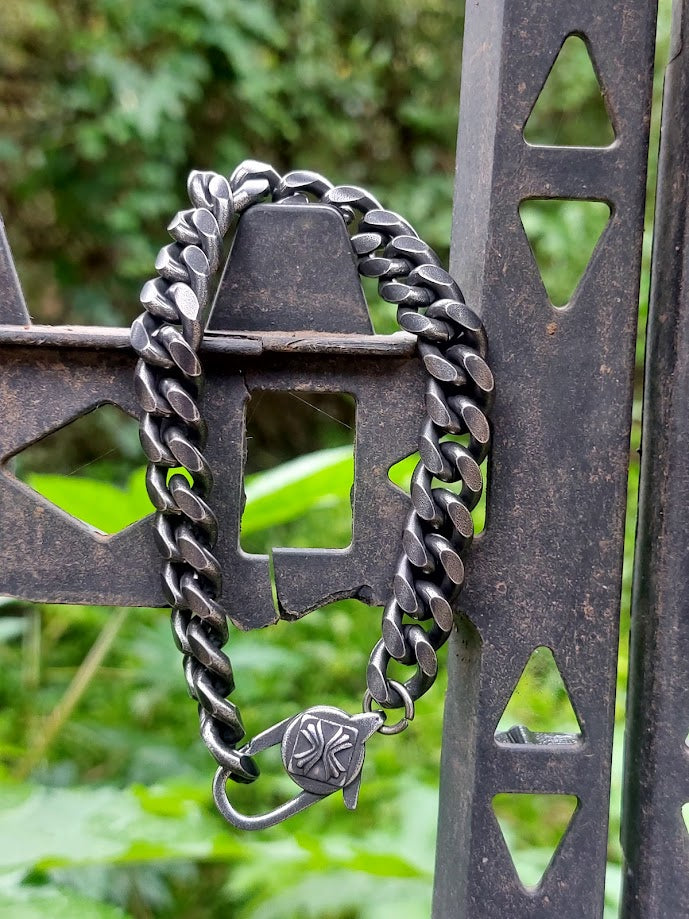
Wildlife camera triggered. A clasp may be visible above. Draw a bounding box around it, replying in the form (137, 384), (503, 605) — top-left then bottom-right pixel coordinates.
(212, 705), (385, 830)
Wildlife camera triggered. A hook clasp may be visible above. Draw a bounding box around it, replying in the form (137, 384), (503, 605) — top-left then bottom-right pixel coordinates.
(213, 705), (385, 831)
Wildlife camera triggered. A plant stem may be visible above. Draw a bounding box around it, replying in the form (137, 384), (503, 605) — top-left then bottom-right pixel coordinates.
(16, 606), (130, 780)
(22, 606), (41, 691)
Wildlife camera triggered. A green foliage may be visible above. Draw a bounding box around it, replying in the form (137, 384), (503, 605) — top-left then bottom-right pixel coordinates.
(0, 780), (244, 871)
(495, 647), (580, 736)
(492, 794), (578, 889)
(519, 199), (611, 306)
(0, 0), (463, 325)
(23, 446), (355, 537)
(241, 447), (353, 546)
(25, 470), (150, 533)
(0, 436), (448, 916)
(0, 886), (131, 919)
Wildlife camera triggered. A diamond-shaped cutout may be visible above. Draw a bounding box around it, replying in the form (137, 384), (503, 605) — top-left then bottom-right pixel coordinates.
(520, 199), (610, 307)
(493, 793), (578, 890)
(524, 35), (615, 147)
(495, 646), (581, 744)
(5, 404), (148, 533)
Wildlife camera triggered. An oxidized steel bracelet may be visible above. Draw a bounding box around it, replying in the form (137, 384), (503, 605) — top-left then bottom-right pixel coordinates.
(130, 160), (493, 830)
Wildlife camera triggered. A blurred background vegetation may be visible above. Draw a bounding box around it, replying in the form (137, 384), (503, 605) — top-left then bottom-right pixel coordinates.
(0, 1), (675, 917)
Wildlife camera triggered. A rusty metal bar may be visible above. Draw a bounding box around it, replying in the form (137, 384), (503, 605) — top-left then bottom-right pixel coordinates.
(433, 1), (657, 915)
(621, 1), (689, 914)
(0, 325), (416, 356)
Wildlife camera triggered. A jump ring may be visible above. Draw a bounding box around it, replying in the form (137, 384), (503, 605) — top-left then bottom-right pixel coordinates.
(362, 679), (415, 735)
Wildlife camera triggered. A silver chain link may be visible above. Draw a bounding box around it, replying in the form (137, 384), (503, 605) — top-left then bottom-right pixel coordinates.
(130, 159), (493, 809)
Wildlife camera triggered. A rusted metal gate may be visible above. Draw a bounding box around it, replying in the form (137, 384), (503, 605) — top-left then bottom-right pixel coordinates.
(434, 0), (689, 916)
(1, 0), (687, 915)
(434, 1), (658, 916)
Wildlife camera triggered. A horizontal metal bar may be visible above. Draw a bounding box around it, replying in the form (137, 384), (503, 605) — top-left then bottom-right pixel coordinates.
(518, 145), (621, 202)
(478, 742), (589, 795)
(0, 324), (417, 357)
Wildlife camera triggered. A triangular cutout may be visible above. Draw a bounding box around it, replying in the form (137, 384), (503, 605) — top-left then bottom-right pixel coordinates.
(524, 35), (615, 147)
(519, 199), (610, 307)
(493, 793), (578, 889)
(495, 646), (581, 742)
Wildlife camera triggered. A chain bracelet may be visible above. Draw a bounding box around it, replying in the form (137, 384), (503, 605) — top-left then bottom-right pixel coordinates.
(130, 160), (493, 829)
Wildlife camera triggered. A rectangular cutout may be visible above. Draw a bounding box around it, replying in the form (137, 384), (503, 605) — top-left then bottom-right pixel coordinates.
(241, 390), (356, 552)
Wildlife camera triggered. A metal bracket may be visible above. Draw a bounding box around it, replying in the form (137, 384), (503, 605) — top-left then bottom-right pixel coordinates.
(0, 205), (426, 629)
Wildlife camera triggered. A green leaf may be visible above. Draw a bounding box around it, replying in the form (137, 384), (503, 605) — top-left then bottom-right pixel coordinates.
(244, 873), (431, 919)
(242, 446), (353, 536)
(227, 788), (437, 918)
(23, 447), (354, 537)
(0, 885), (132, 919)
(0, 781), (246, 874)
(24, 473), (150, 534)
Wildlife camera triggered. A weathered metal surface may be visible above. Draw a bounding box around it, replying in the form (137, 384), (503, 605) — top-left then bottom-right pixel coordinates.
(0, 344), (424, 626)
(433, 1), (656, 916)
(0, 325), (416, 355)
(211, 203), (373, 333)
(0, 215), (29, 324)
(213, 348), (424, 626)
(621, 2), (689, 914)
(0, 205), (426, 630)
(0, 0), (672, 904)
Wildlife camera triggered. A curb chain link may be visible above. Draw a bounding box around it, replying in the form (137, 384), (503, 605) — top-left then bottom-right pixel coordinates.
(130, 160), (493, 789)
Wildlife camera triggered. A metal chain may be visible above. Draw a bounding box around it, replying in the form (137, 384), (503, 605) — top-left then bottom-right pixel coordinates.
(130, 159), (493, 815)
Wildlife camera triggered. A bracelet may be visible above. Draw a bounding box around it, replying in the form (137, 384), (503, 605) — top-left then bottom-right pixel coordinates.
(130, 160), (493, 830)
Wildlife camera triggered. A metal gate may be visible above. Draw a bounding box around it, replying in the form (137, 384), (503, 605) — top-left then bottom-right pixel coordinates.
(1, 1), (688, 916)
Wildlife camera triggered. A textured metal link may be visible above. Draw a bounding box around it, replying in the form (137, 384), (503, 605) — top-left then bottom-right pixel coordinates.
(131, 159), (492, 793)
(363, 679), (415, 735)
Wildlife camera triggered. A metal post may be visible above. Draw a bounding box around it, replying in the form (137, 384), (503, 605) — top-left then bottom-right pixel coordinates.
(434, 1), (657, 915)
(621, 1), (689, 914)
